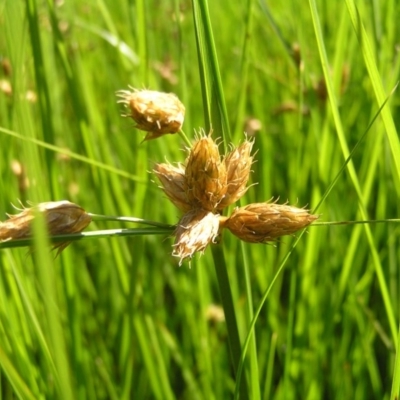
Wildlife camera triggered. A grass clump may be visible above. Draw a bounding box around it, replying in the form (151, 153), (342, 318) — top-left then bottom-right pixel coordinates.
(1, 0), (400, 399)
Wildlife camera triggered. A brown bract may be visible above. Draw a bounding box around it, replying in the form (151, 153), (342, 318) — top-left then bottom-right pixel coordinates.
(0, 201), (92, 253)
(225, 202), (318, 243)
(116, 88), (185, 141)
(185, 135), (227, 211)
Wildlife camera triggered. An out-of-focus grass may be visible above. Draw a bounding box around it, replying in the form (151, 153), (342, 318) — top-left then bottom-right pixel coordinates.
(0, 0), (399, 399)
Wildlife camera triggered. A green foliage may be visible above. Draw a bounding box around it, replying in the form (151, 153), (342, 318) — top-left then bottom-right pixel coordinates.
(0, 0), (400, 399)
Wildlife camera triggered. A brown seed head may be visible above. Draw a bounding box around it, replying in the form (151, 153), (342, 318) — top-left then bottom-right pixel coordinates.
(173, 209), (220, 264)
(219, 139), (254, 209)
(185, 135), (227, 211)
(116, 88), (185, 141)
(153, 162), (191, 212)
(225, 202), (318, 243)
(0, 201), (92, 253)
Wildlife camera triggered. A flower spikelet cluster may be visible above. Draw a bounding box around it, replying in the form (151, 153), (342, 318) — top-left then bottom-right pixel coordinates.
(154, 133), (318, 264)
(223, 202), (318, 243)
(0, 201), (91, 253)
(116, 88), (185, 141)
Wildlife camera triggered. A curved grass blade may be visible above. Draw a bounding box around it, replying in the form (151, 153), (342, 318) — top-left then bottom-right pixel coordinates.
(0, 347), (37, 400)
(0, 127), (141, 182)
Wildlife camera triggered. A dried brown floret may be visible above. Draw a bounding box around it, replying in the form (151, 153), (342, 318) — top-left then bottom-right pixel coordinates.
(219, 138), (254, 209)
(185, 135), (227, 211)
(153, 162), (191, 212)
(173, 209), (220, 264)
(225, 202), (318, 243)
(116, 88), (185, 141)
(0, 201), (92, 253)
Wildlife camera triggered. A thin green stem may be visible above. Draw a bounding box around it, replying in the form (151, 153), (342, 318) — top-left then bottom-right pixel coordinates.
(89, 214), (175, 229)
(211, 245), (249, 400)
(311, 219), (400, 226)
(0, 227), (173, 250)
(178, 129), (193, 147)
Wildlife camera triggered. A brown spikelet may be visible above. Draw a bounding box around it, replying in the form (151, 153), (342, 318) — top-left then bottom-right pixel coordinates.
(116, 88), (185, 141)
(219, 139), (254, 209)
(0, 201), (92, 253)
(153, 162), (191, 212)
(185, 134), (227, 211)
(0, 208), (34, 240)
(225, 202), (318, 243)
(173, 209), (220, 264)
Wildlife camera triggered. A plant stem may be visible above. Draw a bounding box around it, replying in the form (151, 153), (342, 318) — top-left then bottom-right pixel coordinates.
(89, 214), (175, 229)
(211, 245), (249, 400)
(311, 219), (400, 226)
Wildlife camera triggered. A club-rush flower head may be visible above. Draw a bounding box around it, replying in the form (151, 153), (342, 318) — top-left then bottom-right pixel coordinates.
(150, 130), (316, 264)
(223, 201), (318, 243)
(116, 87), (185, 141)
(184, 134), (228, 211)
(173, 209), (220, 264)
(0, 201), (92, 253)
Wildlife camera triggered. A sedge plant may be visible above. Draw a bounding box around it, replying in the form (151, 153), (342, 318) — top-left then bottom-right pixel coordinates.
(1, 0), (400, 399)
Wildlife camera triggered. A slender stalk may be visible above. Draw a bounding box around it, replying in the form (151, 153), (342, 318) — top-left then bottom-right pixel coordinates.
(0, 227), (173, 250)
(311, 219), (400, 226)
(89, 213), (175, 229)
(178, 129), (193, 148)
(211, 245), (249, 400)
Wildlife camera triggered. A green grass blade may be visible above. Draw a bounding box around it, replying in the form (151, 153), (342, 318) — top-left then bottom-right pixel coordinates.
(191, 0), (231, 144)
(0, 346), (37, 400)
(0, 127), (141, 182)
(211, 245), (249, 399)
(391, 324), (400, 400)
(31, 212), (74, 399)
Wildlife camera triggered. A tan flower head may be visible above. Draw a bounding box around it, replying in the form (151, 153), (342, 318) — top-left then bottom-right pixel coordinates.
(225, 201), (318, 243)
(173, 209), (220, 264)
(219, 138), (254, 209)
(0, 201), (92, 253)
(116, 87), (185, 141)
(153, 162), (191, 212)
(185, 134), (227, 211)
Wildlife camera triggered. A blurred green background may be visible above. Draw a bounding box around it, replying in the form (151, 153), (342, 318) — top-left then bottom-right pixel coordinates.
(1, 0), (400, 399)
